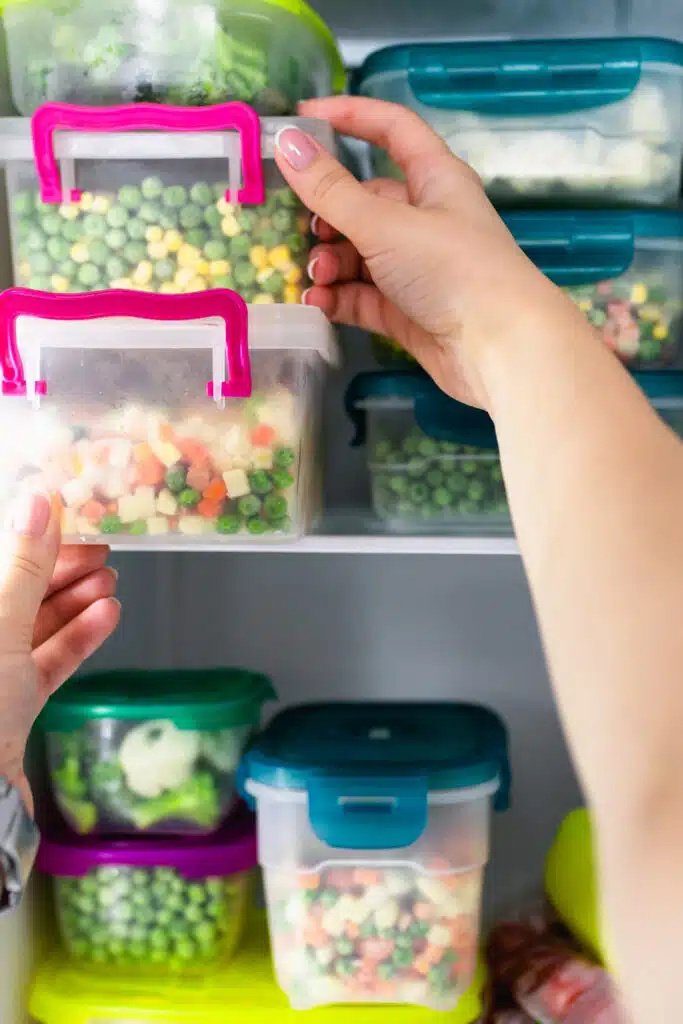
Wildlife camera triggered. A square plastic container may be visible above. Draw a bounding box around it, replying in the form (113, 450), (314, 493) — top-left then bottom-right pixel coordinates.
(354, 37), (683, 207)
(29, 915), (486, 1024)
(240, 701), (510, 1011)
(346, 371), (509, 534)
(2, 0), (344, 115)
(36, 811), (257, 973)
(1, 103), (334, 302)
(0, 287), (338, 545)
(373, 211), (683, 370)
(38, 668), (275, 836)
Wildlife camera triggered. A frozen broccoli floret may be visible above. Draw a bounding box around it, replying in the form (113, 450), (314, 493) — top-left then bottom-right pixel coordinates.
(59, 793), (98, 835)
(52, 732), (88, 799)
(89, 759), (140, 822)
(200, 727), (249, 773)
(130, 772), (220, 831)
(118, 720), (200, 798)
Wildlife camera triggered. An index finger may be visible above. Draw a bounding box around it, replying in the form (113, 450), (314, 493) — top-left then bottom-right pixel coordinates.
(46, 544), (111, 597)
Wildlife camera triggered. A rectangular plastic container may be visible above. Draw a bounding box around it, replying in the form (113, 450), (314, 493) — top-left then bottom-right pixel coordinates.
(2, 0), (344, 115)
(39, 668), (274, 836)
(36, 812), (257, 973)
(0, 287), (337, 546)
(240, 701), (510, 1011)
(373, 211), (683, 370)
(354, 37), (683, 207)
(346, 371), (509, 535)
(1, 103), (334, 303)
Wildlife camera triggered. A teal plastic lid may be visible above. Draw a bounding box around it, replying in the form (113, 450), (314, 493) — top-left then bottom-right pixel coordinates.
(241, 702), (509, 850)
(633, 370), (683, 402)
(354, 37), (683, 116)
(346, 371), (498, 450)
(40, 669), (276, 732)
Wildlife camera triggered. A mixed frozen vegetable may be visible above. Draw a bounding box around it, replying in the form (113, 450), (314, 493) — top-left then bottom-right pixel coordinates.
(267, 864), (481, 1010)
(47, 720), (251, 834)
(12, 181), (308, 303)
(55, 864), (251, 969)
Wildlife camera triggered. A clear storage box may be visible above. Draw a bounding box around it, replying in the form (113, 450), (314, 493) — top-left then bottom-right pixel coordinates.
(346, 371), (509, 534)
(1, 103), (334, 303)
(240, 701), (510, 1011)
(0, 287), (337, 546)
(354, 37), (683, 207)
(2, 0), (344, 115)
(39, 668), (274, 835)
(373, 212), (683, 370)
(36, 812), (257, 972)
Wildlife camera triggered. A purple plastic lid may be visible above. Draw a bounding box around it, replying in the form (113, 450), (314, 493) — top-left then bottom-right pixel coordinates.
(36, 809), (257, 880)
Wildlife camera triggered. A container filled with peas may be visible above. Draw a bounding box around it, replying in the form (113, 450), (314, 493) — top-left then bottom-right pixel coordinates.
(346, 371), (510, 534)
(0, 103), (334, 302)
(36, 811), (257, 974)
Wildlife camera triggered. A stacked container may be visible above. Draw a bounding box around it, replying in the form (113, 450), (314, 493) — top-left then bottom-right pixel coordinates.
(35, 668), (275, 973)
(240, 700), (510, 1011)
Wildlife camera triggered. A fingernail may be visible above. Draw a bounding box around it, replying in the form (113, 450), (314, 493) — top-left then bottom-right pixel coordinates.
(301, 288), (313, 305)
(307, 257), (320, 282)
(107, 567), (119, 582)
(275, 127), (318, 171)
(311, 214), (321, 236)
(12, 491), (51, 537)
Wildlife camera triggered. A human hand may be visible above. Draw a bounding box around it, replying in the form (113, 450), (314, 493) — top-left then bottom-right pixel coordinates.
(0, 493), (120, 813)
(275, 97), (583, 409)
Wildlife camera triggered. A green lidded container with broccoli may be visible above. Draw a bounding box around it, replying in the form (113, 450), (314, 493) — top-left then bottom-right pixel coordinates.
(39, 668), (276, 837)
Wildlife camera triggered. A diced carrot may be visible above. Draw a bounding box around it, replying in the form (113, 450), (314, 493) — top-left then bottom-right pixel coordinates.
(251, 423), (276, 447)
(298, 873), (321, 890)
(414, 956), (431, 975)
(186, 463), (212, 492)
(203, 477), (227, 502)
(414, 902), (435, 920)
(133, 442), (153, 463)
(345, 922), (360, 940)
(353, 868), (381, 886)
(197, 498), (221, 520)
(423, 943), (443, 965)
(360, 938), (394, 962)
(157, 422), (176, 443)
(302, 919), (327, 947)
(81, 500), (106, 523)
(135, 457), (165, 487)
(177, 438), (210, 464)
(94, 445), (110, 465)
(107, 503), (117, 514)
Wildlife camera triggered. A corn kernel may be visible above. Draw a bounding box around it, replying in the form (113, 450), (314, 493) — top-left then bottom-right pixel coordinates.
(146, 225), (164, 244)
(221, 215), (240, 238)
(216, 198), (235, 216)
(147, 241), (169, 260)
(59, 203), (79, 221)
(50, 274), (69, 292)
(296, 215), (309, 233)
(269, 245), (291, 270)
(113, 278), (134, 290)
(256, 267), (275, 285)
(175, 268), (196, 289)
(159, 282), (180, 294)
(577, 298), (593, 312)
(284, 285), (302, 304)
(164, 230), (183, 253)
(197, 260), (210, 276)
(653, 323), (669, 340)
(285, 265), (303, 285)
(250, 245), (269, 269)
(186, 276), (208, 292)
(177, 244), (200, 268)
(71, 243), (90, 264)
(209, 260), (231, 277)
(18, 261), (31, 281)
(91, 195), (111, 214)
(630, 283), (648, 304)
(132, 260), (153, 285)
(253, 293), (276, 305)
(79, 192), (94, 211)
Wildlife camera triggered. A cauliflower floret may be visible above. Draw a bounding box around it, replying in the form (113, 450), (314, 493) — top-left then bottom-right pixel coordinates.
(118, 720), (200, 799)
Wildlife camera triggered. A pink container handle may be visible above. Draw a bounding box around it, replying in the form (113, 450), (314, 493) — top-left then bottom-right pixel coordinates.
(31, 102), (265, 205)
(0, 288), (252, 400)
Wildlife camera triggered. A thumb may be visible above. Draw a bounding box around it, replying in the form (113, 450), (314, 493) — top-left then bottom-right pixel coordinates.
(0, 492), (60, 648)
(275, 126), (385, 254)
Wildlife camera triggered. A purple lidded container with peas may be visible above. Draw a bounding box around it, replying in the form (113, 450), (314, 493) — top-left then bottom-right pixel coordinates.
(37, 810), (257, 973)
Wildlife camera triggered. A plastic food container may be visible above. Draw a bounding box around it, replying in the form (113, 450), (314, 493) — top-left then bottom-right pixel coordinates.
(39, 667), (274, 836)
(2, 103), (335, 303)
(0, 288), (337, 546)
(240, 701), (510, 1011)
(355, 37), (683, 207)
(29, 916), (487, 1024)
(36, 811), (257, 972)
(346, 372), (509, 534)
(373, 212), (683, 370)
(2, 0), (344, 116)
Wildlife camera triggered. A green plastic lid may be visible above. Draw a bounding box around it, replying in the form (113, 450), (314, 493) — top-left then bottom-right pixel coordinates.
(40, 669), (276, 732)
(263, 0), (346, 93)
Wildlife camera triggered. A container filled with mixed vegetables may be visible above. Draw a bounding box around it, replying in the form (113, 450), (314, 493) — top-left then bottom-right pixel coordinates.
(1, 0), (344, 115)
(37, 810), (257, 972)
(39, 667), (275, 835)
(346, 371), (509, 534)
(373, 211), (683, 369)
(1, 103), (335, 303)
(0, 289), (337, 545)
(240, 701), (510, 1010)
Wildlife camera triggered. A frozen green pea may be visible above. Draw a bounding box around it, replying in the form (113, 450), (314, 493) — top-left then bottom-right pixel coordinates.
(248, 470), (272, 495)
(204, 238), (229, 261)
(13, 191), (33, 216)
(190, 182), (213, 205)
(41, 213), (63, 236)
(270, 468), (294, 490)
(141, 176), (164, 200)
(62, 220), (82, 243)
(186, 228), (208, 249)
(29, 251), (52, 274)
(100, 514), (123, 534)
(238, 494), (261, 518)
(433, 487), (452, 508)
(159, 209), (179, 230)
(88, 240), (111, 266)
(216, 514), (241, 534)
(77, 263), (101, 286)
(234, 262), (257, 287)
(123, 240), (147, 265)
(263, 269), (284, 295)
(106, 204), (129, 228)
(274, 447), (296, 469)
(105, 256), (128, 280)
(119, 186), (142, 209)
(163, 185), (187, 209)
(236, 210), (257, 231)
(179, 204), (203, 229)
(286, 232), (305, 255)
(129, 520), (148, 536)
(263, 494), (287, 520)
(204, 206), (222, 229)
(154, 259), (175, 282)
(83, 213), (107, 237)
(178, 488), (201, 509)
(139, 201), (162, 224)
(165, 464), (187, 493)
(230, 235), (250, 258)
(46, 236), (71, 262)
(213, 274), (235, 289)
(269, 515), (293, 533)
(126, 218), (147, 242)
(25, 227), (46, 251)
(272, 208), (294, 232)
